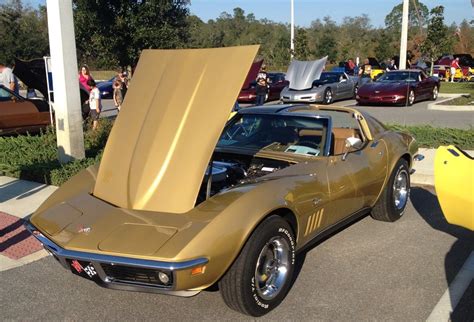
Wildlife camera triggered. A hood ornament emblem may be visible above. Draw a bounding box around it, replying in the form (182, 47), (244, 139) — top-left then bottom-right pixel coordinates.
(375, 90), (380, 94)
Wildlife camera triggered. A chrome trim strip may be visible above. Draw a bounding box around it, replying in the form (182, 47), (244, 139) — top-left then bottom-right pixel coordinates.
(25, 221), (208, 271)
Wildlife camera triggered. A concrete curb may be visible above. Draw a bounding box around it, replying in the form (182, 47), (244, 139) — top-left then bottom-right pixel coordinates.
(428, 93), (474, 111)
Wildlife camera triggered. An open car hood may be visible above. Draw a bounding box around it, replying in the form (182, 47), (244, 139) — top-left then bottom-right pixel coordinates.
(241, 59), (263, 89)
(285, 56), (327, 90)
(14, 58), (49, 99)
(13, 58), (89, 103)
(93, 46), (259, 213)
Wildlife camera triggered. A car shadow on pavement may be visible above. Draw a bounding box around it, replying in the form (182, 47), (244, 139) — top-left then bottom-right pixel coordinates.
(410, 187), (474, 320)
(0, 179), (48, 203)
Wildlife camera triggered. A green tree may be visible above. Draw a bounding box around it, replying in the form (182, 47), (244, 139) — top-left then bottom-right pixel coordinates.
(73, 0), (190, 69)
(421, 6), (451, 75)
(293, 28), (310, 60)
(0, 0), (49, 65)
(385, 0), (429, 32)
(315, 34), (337, 62)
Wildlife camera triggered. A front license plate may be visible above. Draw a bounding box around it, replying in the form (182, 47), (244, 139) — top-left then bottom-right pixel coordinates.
(70, 259), (97, 279)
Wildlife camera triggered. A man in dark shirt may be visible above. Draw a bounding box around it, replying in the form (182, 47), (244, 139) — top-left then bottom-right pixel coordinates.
(255, 65), (268, 106)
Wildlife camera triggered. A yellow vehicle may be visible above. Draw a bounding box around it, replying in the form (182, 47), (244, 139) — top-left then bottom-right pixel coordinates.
(368, 57), (385, 80)
(434, 145), (474, 230)
(26, 46), (419, 316)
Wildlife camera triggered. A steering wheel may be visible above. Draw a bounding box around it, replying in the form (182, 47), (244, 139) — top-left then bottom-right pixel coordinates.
(298, 140), (320, 150)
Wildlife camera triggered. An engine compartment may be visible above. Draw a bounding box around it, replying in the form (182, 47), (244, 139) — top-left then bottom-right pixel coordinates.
(196, 152), (292, 204)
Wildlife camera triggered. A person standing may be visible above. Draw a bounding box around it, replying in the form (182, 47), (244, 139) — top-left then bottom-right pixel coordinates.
(386, 59), (398, 71)
(255, 65), (268, 106)
(0, 62), (19, 96)
(119, 71), (129, 99)
(79, 65), (94, 92)
(347, 59), (356, 75)
(88, 79), (101, 130)
(450, 58), (460, 83)
(113, 79), (123, 111)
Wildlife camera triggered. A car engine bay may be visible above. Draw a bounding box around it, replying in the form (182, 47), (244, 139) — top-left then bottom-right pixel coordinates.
(196, 152), (292, 204)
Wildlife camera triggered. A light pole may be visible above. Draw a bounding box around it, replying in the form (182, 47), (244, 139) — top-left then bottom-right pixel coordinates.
(290, 0), (294, 58)
(399, 0), (409, 69)
(46, 0), (85, 162)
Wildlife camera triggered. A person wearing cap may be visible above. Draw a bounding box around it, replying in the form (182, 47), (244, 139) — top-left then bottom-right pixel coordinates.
(255, 65), (269, 106)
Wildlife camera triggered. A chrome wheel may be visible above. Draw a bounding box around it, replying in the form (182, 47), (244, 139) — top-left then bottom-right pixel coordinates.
(408, 90), (415, 105)
(432, 86), (438, 100)
(325, 89), (333, 104)
(393, 168), (409, 211)
(254, 236), (290, 301)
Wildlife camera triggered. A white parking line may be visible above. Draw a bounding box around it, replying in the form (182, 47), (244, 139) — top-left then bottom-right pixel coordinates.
(427, 251), (474, 321)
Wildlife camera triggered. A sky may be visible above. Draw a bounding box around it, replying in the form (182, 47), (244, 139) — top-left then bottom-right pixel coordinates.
(25, 0), (474, 27)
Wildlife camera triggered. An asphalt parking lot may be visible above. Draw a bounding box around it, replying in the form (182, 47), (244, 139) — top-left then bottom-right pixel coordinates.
(128, 96), (471, 130)
(1, 186), (472, 320)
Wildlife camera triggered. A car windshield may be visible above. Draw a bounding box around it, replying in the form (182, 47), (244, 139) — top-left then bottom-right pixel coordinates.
(312, 73), (340, 87)
(377, 72), (419, 83)
(217, 114), (328, 157)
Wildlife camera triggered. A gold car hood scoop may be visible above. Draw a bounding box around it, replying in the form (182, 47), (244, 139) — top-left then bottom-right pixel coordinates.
(93, 46), (259, 213)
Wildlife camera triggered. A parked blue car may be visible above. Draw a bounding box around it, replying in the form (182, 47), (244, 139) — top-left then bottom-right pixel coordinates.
(97, 76), (115, 99)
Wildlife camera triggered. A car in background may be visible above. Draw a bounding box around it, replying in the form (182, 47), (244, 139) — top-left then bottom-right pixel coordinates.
(0, 85), (51, 135)
(238, 72), (289, 103)
(280, 72), (357, 104)
(97, 76), (116, 99)
(356, 69), (440, 106)
(433, 54), (474, 81)
(366, 57), (385, 80)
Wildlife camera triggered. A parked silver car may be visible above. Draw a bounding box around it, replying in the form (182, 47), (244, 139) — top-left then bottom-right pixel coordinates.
(280, 72), (358, 104)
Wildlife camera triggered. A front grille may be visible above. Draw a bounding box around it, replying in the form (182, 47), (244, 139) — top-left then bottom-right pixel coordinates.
(101, 263), (173, 288)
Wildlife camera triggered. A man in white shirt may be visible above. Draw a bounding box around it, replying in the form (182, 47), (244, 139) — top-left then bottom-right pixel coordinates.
(0, 62), (19, 96)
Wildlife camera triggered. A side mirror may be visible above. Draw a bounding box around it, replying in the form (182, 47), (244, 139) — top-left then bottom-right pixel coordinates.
(340, 78), (347, 83)
(342, 137), (363, 161)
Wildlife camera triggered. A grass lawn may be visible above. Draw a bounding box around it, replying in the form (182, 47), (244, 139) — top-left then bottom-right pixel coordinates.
(439, 82), (474, 96)
(443, 95), (474, 106)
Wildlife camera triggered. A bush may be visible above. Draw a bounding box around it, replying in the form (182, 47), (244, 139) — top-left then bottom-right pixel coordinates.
(0, 119), (113, 186)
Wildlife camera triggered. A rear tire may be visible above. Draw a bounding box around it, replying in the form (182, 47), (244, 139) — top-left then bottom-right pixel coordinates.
(219, 216), (296, 317)
(371, 159), (410, 222)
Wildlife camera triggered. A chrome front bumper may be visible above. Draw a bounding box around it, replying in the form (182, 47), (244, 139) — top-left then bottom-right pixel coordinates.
(25, 221), (208, 297)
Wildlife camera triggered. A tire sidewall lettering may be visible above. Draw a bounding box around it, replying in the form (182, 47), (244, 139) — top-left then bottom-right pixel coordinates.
(249, 225), (296, 310)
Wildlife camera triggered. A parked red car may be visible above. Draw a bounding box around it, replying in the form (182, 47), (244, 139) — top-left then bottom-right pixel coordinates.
(356, 69), (440, 106)
(238, 72), (289, 103)
(433, 54), (474, 80)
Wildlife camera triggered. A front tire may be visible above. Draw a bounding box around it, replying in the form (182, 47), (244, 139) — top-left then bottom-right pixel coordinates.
(323, 88), (333, 105)
(371, 159), (410, 222)
(431, 86), (439, 101)
(219, 216), (296, 317)
(406, 89), (415, 106)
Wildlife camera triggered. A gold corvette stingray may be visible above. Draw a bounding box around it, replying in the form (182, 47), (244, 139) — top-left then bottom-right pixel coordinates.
(27, 46), (420, 317)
